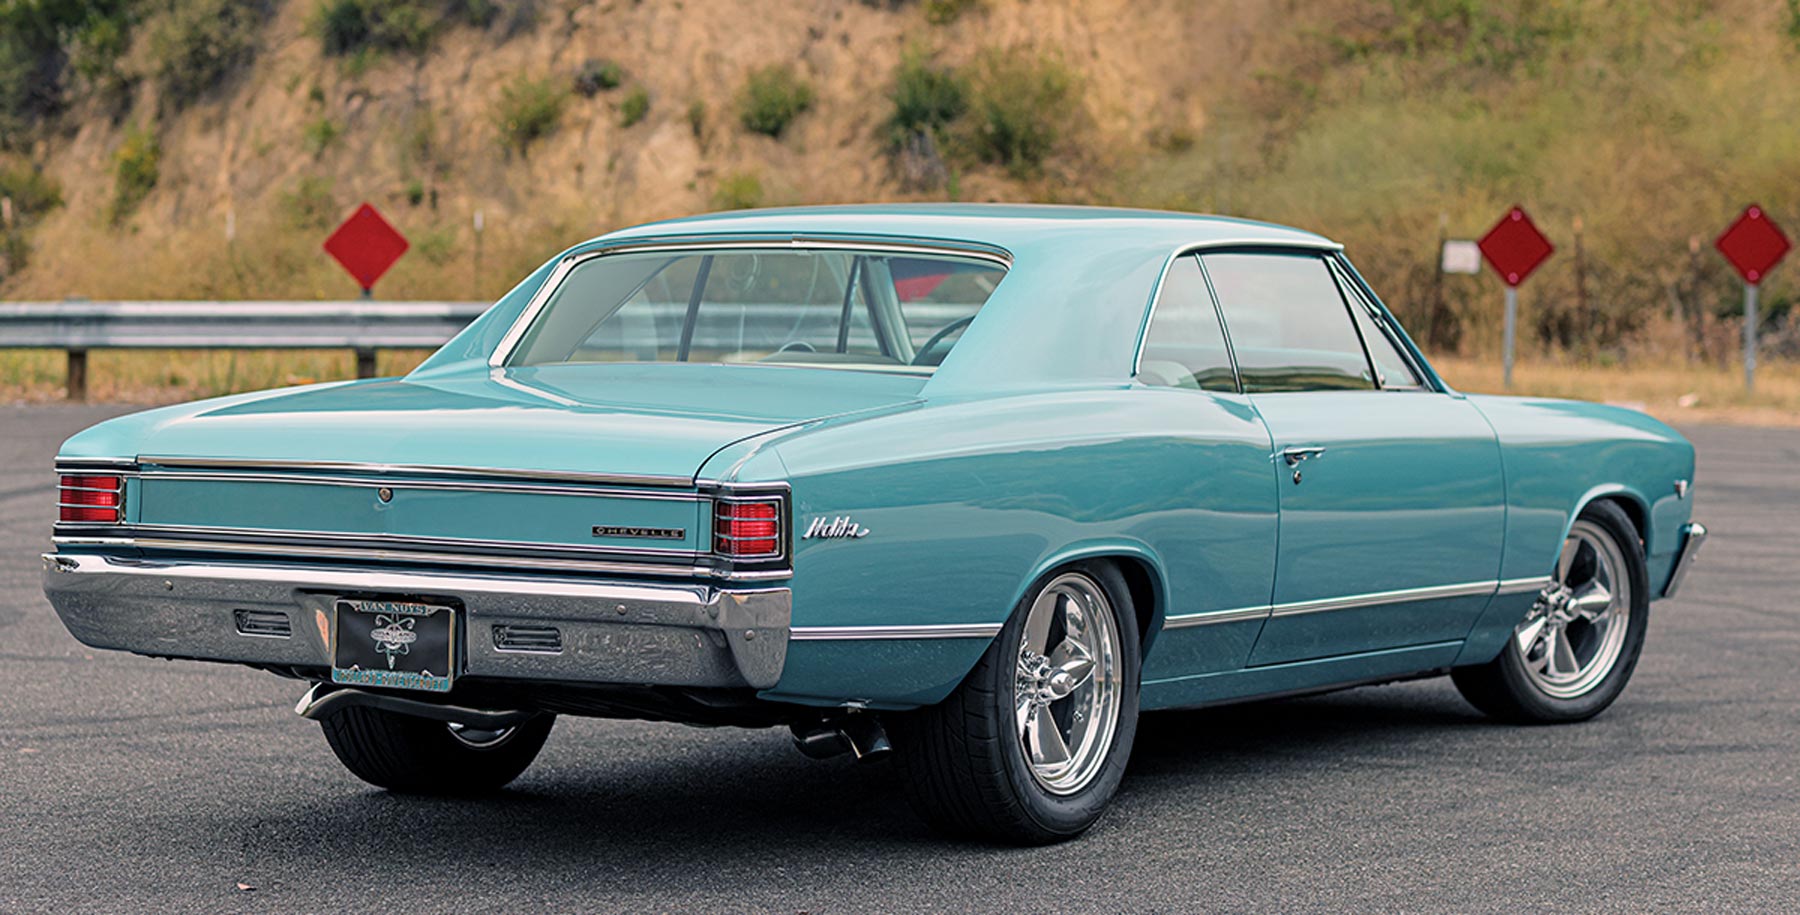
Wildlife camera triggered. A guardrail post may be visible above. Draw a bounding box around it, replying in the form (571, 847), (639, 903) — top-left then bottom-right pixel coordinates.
(66, 349), (88, 401)
(355, 348), (378, 379)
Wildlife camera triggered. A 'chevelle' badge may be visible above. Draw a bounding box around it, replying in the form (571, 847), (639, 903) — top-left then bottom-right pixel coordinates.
(593, 526), (686, 540)
(803, 516), (870, 540)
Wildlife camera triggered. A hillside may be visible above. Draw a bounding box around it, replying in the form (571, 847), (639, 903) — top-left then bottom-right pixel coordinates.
(3, 0), (1800, 365)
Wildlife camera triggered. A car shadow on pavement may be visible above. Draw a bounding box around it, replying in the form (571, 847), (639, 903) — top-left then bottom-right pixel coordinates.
(166, 681), (1496, 882)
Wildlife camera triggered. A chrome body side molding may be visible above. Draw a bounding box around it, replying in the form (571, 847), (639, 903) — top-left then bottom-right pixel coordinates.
(1165, 578), (1544, 631)
(790, 623), (1004, 641)
(1662, 521), (1707, 599)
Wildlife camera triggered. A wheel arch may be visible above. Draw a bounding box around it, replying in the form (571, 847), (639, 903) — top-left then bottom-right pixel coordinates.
(1007, 540), (1169, 659)
(1567, 484), (1652, 554)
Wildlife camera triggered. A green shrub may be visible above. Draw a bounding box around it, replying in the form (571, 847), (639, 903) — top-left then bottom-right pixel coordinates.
(966, 51), (1075, 177)
(923, 0), (982, 25)
(619, 84), (649, 127)
(0, 162), (64, 222)
(712, 172), (763, 211)
(303, 117), (340, 157)
(887, 52), (967, 149)
(150, 0), (264, 108)
(280, 175), (337, 229)
(573, 58), (622, 97)
(738, 64), (813, 138)
(313, 0), (434, 56)
(493, 75), (565, 155)
(685, 98), (706, 139)
(403, 178), (425, 206)
(110, 126), (160, 223)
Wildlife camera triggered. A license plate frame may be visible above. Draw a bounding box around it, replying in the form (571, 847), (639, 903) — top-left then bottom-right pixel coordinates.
(330, 598), (457, 693)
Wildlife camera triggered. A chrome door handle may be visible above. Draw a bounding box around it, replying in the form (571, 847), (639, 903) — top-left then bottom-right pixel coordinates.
(1281, 446), (1326, 466)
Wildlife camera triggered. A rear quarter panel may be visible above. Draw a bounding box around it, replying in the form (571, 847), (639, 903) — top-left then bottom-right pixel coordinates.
(1456, 395), (1696, 665)
(726, 388), (1277, 709)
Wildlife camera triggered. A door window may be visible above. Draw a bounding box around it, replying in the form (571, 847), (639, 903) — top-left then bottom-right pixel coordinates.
(1137, 255), (1238, 392)
(1202, 252), (1376, 393)
(1333, 267), (1423, 389)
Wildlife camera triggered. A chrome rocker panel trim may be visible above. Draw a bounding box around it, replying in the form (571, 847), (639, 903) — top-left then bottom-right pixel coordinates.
(42, 552), (790, 689)
(790, 623), (1004, 641)
(1662, 521), (1707, 599)
(1162, 578), (1544, 630)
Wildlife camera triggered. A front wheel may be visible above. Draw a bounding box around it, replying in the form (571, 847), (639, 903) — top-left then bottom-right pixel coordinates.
(890, 562), (1141, 844)
(1453, 500), (1650, 723)
(320, 705), (556, 794)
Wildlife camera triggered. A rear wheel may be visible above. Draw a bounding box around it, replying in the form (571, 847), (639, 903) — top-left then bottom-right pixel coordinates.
(1453, 500), (1649, 723)
(891, 562), (1141, 844)
(320, 705), (555, 794)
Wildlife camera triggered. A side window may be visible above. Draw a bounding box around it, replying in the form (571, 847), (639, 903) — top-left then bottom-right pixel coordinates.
(1202, 252), (1375, 393)
(1337, 270), (1423, 389)
(1138, 255), (1238, 392)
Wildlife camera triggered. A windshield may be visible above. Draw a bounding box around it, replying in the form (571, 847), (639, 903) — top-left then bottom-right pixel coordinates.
(503, 247), (1007, 373)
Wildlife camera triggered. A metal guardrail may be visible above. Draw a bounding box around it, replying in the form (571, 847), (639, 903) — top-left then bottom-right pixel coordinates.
(0, 299), (978, 400)
(0, 300), (488, 400)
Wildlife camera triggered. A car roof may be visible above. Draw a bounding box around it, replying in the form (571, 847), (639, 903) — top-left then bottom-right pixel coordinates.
(588, 203), (1339, 257)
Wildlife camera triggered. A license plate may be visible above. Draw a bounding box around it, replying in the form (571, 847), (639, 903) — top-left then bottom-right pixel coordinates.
(331, 599), (456, 693)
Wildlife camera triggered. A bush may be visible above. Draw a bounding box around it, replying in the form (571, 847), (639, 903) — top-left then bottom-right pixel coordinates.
(303, 117), (340, 157)
(492, 75), (565, 155)
(619, 84), (649, 127)
(887, 51), (967, 150)
(313, 0), (434, 56)
(0, 162), (64, 222)
(923, 0), (982, 25)
(149, 0), (264, 108)
(280, 175), (337, 229)
(573, 58), (622, 97)
(712, 172), (763, 211)
(966, 51), (1075, 177)
(738, 64), (813, 138)
(110, 126), (160, 223)
(685, 98), (706, 139)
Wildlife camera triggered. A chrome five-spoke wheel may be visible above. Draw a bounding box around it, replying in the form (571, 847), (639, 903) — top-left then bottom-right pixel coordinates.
(1515, 519), (1632, 699)
(1013, 572), (1123, 795)
(1452, 500), (1649, 723)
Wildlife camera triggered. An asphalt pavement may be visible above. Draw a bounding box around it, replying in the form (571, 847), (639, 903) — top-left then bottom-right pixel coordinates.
(1, 404), (1795, 914)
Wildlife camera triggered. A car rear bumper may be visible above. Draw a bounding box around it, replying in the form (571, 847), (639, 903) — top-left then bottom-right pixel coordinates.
(1662, 521), (1707, 599)
(41, 552), (790, 689)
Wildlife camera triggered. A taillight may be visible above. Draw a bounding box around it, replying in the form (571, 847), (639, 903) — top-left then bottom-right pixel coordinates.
(714, 498), (783, 558)
(59, 474), (123, 523)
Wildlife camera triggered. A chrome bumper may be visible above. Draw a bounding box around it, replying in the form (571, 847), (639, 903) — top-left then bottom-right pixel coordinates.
(41, 552), (790, 689)
(1662, 521), (1708, 599)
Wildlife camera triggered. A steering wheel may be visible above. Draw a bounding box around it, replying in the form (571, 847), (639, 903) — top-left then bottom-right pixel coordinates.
(911, 315), (976, 366)
(775, 341), (817, 354)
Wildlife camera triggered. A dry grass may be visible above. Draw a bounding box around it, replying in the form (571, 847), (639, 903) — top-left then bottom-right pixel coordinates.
(5, 347), (1797, 430)
(1431, 356), (1800, 428)
(0, 349), (433, 404)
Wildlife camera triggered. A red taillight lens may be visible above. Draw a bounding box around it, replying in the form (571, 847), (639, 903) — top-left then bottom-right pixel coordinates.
(59, 474), (122, 523)
(714, 499), (782, 558)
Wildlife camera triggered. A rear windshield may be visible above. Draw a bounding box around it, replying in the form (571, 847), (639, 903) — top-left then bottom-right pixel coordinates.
(503, 247), (1007, 373)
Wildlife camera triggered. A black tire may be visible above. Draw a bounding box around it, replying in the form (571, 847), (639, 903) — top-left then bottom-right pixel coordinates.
(320, 705), (555, 794)
(1453, 500), (1650, 723)
(889, 561), (1141, 845)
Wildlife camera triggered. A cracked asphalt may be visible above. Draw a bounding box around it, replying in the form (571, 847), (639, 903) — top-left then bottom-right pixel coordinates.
(1, 404), (1794, 914)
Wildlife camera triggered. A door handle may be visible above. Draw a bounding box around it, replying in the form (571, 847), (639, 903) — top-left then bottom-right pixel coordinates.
(1281, 446), (1326, 467)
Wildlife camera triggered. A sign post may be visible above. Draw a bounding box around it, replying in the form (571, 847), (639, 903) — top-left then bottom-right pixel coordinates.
(1477, 206), (1555, 388)
(1714, 205), (1790, 394)
(322, 203), (410, 378)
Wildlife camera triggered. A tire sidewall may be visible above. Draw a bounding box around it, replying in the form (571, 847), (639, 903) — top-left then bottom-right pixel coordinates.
(989, 561), (1141, 837)
(1500, 501), (1650, 722)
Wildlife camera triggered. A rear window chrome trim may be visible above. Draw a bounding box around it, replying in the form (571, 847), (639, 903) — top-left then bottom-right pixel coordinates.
(488, 236), (1014, 370)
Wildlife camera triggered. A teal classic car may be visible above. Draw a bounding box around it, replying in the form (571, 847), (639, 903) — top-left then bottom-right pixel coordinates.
(43, 205), (1705, 843)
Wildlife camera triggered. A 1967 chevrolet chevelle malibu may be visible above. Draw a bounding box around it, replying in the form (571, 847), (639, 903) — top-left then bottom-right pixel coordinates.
(44, 205), (1705, 843)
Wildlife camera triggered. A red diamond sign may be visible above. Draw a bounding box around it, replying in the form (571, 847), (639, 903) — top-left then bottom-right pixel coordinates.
(1478, 206), (1555, 287)
(323, 203), (409, 292)
(1715, 205), (1790, 285)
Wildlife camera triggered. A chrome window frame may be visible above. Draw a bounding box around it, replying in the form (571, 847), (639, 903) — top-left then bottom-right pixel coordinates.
(1130, 239), (1342, 384)
(487, 234), (1014, 371)
(1324, 257), (1430, 392)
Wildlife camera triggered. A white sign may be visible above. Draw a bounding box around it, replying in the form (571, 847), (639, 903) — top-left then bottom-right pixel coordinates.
(1441, 240), (1482, 275)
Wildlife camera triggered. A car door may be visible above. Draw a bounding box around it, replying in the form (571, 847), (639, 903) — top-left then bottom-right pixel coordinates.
(1199, 249), (1506, 666)
(1132, 253), (1280, 680)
